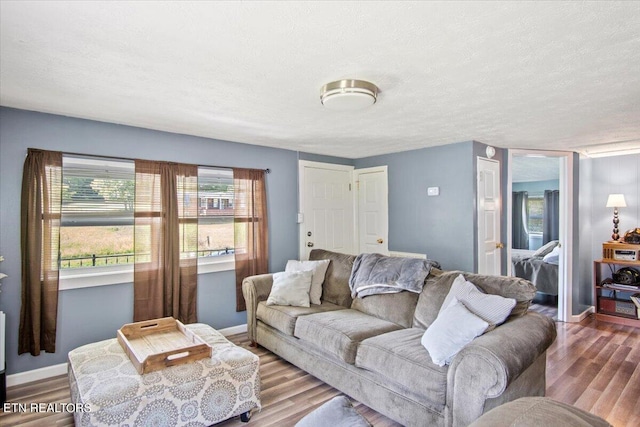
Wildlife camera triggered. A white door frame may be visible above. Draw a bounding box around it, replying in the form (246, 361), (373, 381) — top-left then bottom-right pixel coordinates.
(298, 160), (356, 259)
(354, 166), (389, 254)
(506, 149), (579, 322)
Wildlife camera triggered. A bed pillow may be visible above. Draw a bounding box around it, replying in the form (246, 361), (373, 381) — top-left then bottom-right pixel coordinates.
(439, 274), (516, 326)
(422, 297), (489, 366)
(266, 270), (314, 307)
(285, 259), (330, 305)
(532, 240), (559, 258)
(543, 246), (560, 265)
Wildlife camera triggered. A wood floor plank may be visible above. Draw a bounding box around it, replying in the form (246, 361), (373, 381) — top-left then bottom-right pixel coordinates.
(2, 310), (638, 427)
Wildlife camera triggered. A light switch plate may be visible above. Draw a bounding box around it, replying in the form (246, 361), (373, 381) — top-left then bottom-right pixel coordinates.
(427, 187), (440, 196)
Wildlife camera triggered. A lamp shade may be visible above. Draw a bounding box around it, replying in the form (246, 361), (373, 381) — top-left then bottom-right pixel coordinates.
(606, 194), (627, 208)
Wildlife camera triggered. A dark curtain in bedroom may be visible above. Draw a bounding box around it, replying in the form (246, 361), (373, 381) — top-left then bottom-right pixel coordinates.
(543, 190), (560, 244)
(512, 191), (529, 249)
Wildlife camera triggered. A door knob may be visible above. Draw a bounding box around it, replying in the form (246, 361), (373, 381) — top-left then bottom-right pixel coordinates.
(307, 242), (314, 247)
(377, 239), (384, 244)
(496, 242), (505, 249)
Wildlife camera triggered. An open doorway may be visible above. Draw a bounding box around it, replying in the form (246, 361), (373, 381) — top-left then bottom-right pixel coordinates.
(509, 155), (560, 318)
(507, 150), (575, 322)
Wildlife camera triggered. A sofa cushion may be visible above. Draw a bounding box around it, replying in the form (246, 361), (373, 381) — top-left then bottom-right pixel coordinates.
(294, 309), (402, 364)
(355, 328), (448, 410)
(257, 301), (347, 336)
(309, 249), (355, 307)
(351, 291), (419, 328)
(413, 270), (536, 329)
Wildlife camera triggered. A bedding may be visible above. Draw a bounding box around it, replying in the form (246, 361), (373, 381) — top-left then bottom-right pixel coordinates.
(511, 246), (558, 296)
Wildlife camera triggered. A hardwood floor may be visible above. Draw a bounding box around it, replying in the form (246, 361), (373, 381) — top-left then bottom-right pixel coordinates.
(529, 301), (559, 319)
(2, 314), (639, 426)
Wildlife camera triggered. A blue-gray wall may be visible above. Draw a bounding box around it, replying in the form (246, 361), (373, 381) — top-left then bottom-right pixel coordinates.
(354, 141), (478, 272)
(578, 153), (640, 309)
(0, 107), (299, 375)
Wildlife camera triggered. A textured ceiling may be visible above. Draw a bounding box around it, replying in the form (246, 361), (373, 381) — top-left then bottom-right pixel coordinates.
(512, 155), (560, 183)
(1, 1), (639, 159)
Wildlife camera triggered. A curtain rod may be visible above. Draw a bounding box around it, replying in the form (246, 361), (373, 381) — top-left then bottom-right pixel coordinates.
(28, 148), (271, 174)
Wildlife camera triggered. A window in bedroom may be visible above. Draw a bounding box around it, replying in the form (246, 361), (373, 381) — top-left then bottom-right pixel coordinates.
(527, 196), (544, 234)
(59, 155), (234, 273)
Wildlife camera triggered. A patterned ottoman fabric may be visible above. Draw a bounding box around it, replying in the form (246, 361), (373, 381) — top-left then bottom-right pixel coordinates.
(68, 323), (261, 427)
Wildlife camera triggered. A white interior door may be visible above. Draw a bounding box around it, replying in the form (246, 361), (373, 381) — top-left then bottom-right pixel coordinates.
(477, 157), (502, 275)
(299, 161), (355, 260)
(356, 166), (389, 255)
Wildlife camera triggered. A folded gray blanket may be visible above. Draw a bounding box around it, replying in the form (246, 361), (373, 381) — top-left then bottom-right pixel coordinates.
(349, 253), (439, 298)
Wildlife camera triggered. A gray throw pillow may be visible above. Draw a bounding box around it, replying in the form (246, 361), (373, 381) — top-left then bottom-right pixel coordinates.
(295, 396), (371, 427)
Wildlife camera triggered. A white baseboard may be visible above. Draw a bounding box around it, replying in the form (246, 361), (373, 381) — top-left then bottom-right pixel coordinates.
(569, 306), (595, 323)
(218, 323), (247, 336)
(7, 363), (68, 387)
(6, 323), (248, 387)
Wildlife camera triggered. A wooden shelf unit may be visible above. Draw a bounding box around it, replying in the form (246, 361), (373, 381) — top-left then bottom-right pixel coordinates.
(593, 259), (640, 327)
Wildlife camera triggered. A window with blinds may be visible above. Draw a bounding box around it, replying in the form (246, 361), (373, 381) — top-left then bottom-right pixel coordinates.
(197, 167), (234, 258)
(527, 195), (544, 233)
(60, 155), (234, 269)
(61, 156), (135, 268)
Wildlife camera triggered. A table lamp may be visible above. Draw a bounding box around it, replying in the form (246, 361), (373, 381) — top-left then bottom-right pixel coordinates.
(606, 193), (627, 241)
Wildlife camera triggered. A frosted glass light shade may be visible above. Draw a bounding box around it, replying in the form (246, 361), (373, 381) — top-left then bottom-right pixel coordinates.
(606, 194), (627, 208)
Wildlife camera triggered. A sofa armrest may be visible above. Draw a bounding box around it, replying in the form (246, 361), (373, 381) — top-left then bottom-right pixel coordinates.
(446, 312), (556, 427)
(242, 274), (274, 343)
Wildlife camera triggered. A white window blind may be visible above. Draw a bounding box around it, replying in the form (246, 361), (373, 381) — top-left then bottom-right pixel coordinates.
(59, 155), (235, 270)
(197, 167), (234, 257)
(62, 155), (135, 227)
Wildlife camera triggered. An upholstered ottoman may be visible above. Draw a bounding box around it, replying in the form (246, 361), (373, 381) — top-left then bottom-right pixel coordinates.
(68, 323), (260, 426)
(469, 397), (611, 427)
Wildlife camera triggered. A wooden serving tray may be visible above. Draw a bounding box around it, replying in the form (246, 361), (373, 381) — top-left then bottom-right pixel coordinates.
(117, 317), (212, 374)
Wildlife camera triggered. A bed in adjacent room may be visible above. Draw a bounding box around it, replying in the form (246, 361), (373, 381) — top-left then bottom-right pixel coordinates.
(511, 241), (559, 296)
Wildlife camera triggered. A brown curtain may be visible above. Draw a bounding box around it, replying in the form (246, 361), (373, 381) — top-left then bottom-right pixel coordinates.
(134, 161), (198, 323)
(233, 168), (269, 311)
(19, 149), (63, 355)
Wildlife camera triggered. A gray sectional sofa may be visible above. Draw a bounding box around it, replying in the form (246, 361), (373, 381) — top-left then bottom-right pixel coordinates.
(242, 249), (557, 427)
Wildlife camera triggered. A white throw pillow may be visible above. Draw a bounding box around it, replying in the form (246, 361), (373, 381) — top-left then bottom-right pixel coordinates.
(543, 246), (560, 265)
(285, 259), (330, 305)
(266, 270), (314, 307)
(439, 274), (516, 326)
(422, 297), (489, 366)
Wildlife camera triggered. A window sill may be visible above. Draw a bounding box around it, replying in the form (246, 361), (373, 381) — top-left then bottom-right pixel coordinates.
(59, 255), (235, 291)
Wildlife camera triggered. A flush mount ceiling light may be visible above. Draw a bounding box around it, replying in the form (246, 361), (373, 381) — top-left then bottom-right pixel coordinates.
(320, 79), (379, 110)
